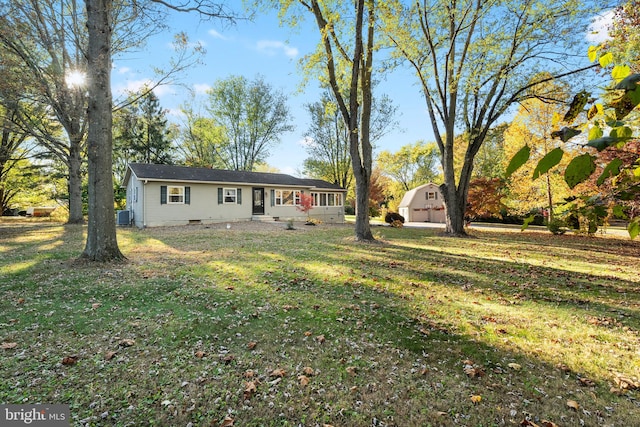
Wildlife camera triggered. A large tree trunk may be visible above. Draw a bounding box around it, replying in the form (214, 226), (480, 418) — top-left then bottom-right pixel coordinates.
(67, 142), (84, 224)
(440, 183), (467, 236)
(81, 0), (124, 261)
(351, 129), (373, 240)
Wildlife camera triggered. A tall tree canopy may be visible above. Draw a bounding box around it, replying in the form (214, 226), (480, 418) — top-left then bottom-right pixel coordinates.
(204, 74), (294, 171)
(377, 141), (440, 191)
(381, 0), (598, 235)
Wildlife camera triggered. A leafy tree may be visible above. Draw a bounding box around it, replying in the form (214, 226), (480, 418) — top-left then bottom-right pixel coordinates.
(466, 178), (505, 221)
(302, 94), (354, 189)
(114, 88), (175, 181)
(205, 75), (293, 171)
(0, 0), (91, 223)
(507, 56), (640, 238)
(81, 0), (236, 261)
(378, 141), (439, 192)
(303, 90), (397, 191)
(0, 102), (29, 213)
(296, 192), (314, 220)
(608, 0), (640, 72)
(276, 0), (380, 241)
(472, 124), (508, 180)
(502, 80), (578, 221)
(380, 0), (599, 236)
(177, 103), (227, 168)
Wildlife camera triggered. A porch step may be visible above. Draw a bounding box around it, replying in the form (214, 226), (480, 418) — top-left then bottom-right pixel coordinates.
(251, 215), (276, 222)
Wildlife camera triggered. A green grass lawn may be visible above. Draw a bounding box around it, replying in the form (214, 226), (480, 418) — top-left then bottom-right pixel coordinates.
(1, 221), (639, 426)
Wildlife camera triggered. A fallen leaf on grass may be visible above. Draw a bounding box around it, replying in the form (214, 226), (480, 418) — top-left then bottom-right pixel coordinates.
(614, 375), (639, 390)
(541, 421), (560, 427)
(244, 381), (257, 399)
(1, 342), (17, 350)
(304, 331), (313, 337)
(463, 365), (485, 378)
(470, 395), (482, 404)
(62, 356), (78, 365)
(118, 339), (135, 347)
(247, 341), (257, 350)
(316, 335), (326, 344)
(520, 420), (541, 427)
(508, 363), (522, 371)
(566, 399), (579, 410)
(194, 350), (206, 359)
(221, 415), (234, 426)
(222, 355), (235, 365)
(91, 303), (102, 309)
(298, 375), (310, 386)
(346, 366), (357, 376)
(270, 368), (286, 378)
(244, 370), (255, 378)
(578, 377), (595, 387)
(302, 366), (315, 376)
(17, 298), (25, 304)
(105, 351), (117, 361)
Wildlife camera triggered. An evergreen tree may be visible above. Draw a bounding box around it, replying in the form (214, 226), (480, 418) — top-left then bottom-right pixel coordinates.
(114, 88), (174, 181)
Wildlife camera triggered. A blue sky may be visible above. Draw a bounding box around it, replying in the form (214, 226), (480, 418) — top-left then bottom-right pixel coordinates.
(111, 6), (613, 176)
(110, 8), (432, 175)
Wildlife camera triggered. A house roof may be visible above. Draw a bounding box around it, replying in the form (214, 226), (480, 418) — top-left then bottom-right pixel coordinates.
(125, 163), (345, 191)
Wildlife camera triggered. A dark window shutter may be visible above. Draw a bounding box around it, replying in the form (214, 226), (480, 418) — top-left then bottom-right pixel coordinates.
(218, 188), (223, 204)
(237, 188), (242, 204)
(185, 186), (190, 205)
(270, 189), (275, 207)
(160, 186), (167, 204)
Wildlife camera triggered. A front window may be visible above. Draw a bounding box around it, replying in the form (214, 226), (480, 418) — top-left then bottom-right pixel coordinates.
(310, 192), (343, 207)
(275, 190), (301, 206)
(168, 186), (184, 204)
(427, 191), (438, 200)
(224, 188), (237, 204)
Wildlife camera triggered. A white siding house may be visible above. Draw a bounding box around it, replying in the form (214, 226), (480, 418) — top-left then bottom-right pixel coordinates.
(398, 183), (446, 223)
(123, 163), (346, 228)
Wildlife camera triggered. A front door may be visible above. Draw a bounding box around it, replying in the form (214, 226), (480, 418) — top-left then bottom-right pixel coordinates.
(252, 188), (265, 215)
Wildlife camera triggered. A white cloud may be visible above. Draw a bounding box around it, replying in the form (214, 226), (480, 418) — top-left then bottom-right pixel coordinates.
(117, 66), (131, 75)
(586, 10), (614, 43)
(208, 29), (228, 40)
(193, 83), (212, 94)
(113, 79), (174, 98)
(256, 40), (299, 58)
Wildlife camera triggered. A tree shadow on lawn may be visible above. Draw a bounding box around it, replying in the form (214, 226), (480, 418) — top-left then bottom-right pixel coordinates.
(1, 224), (639, 426)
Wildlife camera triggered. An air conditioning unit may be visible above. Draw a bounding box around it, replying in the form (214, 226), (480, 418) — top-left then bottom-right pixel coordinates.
(116, 210), (130, 226)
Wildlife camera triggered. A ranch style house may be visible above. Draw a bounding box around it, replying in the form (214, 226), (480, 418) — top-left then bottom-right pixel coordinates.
(123, 163), (346, 228)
